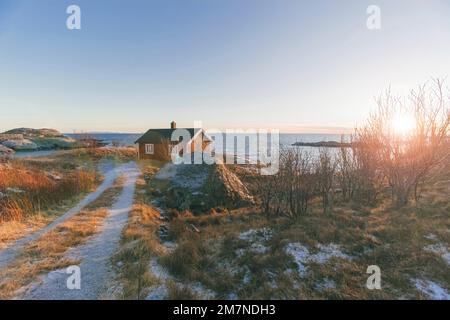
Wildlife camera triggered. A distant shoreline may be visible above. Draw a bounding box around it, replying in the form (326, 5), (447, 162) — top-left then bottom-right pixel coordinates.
(292, 141), (352, 148)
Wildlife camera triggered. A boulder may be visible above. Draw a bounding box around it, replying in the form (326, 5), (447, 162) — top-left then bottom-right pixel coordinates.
(0, 145), (15, 158)
(203, 163), (254, 208)
(2, 139), (38, 151)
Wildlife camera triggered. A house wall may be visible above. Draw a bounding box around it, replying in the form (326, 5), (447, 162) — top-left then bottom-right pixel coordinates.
(137, 143), (170, 161)
(137, 132), (211, 161)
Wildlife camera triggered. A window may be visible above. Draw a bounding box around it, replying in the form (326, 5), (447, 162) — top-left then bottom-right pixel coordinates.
(145, 144), (154, 154)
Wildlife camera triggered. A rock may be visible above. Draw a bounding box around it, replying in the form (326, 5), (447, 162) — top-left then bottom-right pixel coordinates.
(6, 187), (25, 194)
(189, 224), (200, 233)
(3, 128), (63, 138)
(161, 163), (253, 213)
(203, 163), (254, 208)
(47, 173), (62, 181)
(0, 145), (15, 157)
(30, 136), (79, 149)
(1, 128), (80, 151)
(2, 139), (38, 151)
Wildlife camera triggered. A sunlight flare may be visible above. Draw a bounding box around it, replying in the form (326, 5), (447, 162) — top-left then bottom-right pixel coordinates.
(391, 112), (416, 136)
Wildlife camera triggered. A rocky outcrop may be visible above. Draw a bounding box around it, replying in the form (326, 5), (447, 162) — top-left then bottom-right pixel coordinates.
(161, 163), (254, 213)
(0, 128), (79, 151)
(0, 145), (15, 158)
(3, 128), (63, 138)
(203, 164), (254, 208)
(2, 139), (38, 151)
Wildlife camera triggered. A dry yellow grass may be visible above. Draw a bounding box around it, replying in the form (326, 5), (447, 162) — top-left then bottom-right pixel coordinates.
(155, 172), (450, 300)
(112, 168), (164, 300)
(0, 195), (87, 249)
(0, 175), (125, 299)
(0, 162), (97, 221)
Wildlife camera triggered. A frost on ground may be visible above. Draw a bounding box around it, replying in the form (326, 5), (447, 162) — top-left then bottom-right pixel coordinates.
(238, 228), (273, 242)
(314, 278), (336, 292)
(145, 206), (215, 300)
(237, 228), (273, 255)
(413, 279), (450, 300)
(423, 243), (450, 266)
(154, 163), (178, 180)
(285, 243), (353, 277)
(155, 163), (209, 191)
(145, 258), (169, 300)
(145, 258), (215, 300)
(424, 233), (438, 241)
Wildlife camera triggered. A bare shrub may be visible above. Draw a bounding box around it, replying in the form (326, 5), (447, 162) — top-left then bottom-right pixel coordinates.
(355, 79), (450, 206)
(315, 148), (337, 213)
(280, 147), (315, 217)
(255, 148), (315, 218)
(347, 131), (385, 205)
(73, 132), (101, 148)
(336, 136), (358, 202)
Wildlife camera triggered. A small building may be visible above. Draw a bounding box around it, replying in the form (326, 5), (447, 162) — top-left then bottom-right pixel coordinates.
(135, 121), (212, 161)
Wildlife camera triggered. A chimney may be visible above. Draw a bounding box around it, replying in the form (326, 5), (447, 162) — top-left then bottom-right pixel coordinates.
(170, 121), (176, 129)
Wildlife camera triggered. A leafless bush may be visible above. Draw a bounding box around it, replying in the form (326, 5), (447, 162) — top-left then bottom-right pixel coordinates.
(315, 148), (337, 213)
(73, 132), (101, 148)
(355, 79), (450, 206)
(280, 147), (315, 217)
(255, 148), (315, 218)
(336, 136), (358, 202)
(341, 132), (385, 205)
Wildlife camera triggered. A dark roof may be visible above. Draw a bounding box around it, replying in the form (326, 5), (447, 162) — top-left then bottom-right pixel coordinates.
(135, 128), (199, 144)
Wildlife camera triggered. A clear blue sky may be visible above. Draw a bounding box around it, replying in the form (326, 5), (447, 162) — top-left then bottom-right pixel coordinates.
(1, 0), (449, 133)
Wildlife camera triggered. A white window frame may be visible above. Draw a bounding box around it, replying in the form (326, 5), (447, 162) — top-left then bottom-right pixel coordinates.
(144, 143), (154, 155)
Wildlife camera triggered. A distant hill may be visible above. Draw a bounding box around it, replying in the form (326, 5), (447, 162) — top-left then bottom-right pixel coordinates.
(0, 128), (79, 151)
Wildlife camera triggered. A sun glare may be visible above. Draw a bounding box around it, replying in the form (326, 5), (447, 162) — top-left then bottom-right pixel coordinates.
(391, 112), (416, 136)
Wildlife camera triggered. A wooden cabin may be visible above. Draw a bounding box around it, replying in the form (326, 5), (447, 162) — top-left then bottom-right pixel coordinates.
(135, 121), (212, 161)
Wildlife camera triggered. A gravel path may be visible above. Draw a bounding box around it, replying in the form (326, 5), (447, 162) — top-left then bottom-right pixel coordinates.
(0, 161), (118, 270)
(22, 161), (140, 300)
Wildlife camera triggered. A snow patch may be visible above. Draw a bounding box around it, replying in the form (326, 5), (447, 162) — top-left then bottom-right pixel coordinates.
(424, 234), (438, 241)
(285, 243), (310, 277)
(314, 278), (336, 292)
(238, 228), (273, 242)
(285, 243), (353, 278)
(154, 163), (178, 180)
(237, 228), (273, 255)
(424, 243), (450, 266)
(413, 279), (450, 300)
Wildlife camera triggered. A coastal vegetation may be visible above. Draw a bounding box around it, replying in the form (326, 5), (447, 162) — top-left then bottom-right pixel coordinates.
(0, 147), (136, 249)
(114, 80), (449, 300)
(0, 174), (125, 299)
(0, 81), (448, 300)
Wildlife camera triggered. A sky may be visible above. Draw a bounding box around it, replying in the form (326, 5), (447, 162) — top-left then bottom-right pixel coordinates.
(0, 0), (449, 133)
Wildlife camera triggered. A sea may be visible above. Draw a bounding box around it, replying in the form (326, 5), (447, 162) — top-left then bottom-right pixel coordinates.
(67, 133), (348, 148)
(13, 133), (349, 159)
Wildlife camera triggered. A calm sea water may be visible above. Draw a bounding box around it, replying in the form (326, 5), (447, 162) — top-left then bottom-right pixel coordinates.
(66, 133), (348, 147)
(14, 133), (348, 159)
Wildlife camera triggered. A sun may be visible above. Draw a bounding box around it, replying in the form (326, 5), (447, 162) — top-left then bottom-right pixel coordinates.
(391, 112), (416, 136)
